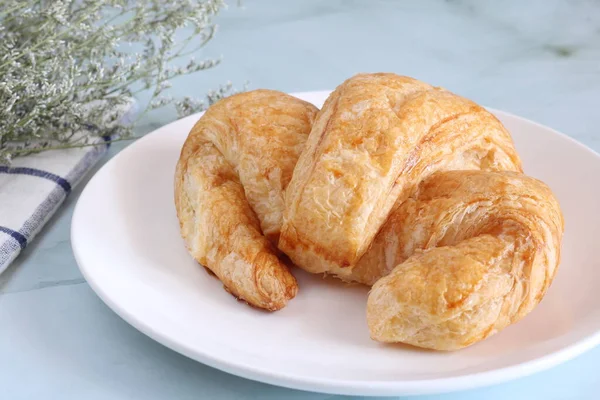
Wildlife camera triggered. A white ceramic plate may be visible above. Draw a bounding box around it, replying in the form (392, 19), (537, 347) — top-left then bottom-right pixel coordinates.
(72, 91), (600, 396)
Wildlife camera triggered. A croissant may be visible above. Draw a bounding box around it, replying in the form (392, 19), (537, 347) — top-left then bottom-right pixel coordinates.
(366, 170), (563, 350)
(280, 73), (563, 349)
(280, 73), (523, 279)
(174, 90), (318, 311)
(175, 73), (564, 351)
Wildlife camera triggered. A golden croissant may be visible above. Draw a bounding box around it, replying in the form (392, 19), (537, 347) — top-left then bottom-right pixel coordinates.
(174, 89), (318, 311)
(174, 73), (564, 350)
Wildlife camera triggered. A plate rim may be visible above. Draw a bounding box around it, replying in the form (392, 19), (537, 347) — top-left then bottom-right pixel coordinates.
(71, 91), (600, 396)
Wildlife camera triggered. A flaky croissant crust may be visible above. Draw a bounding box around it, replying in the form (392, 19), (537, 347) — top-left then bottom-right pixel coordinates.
(174, 89), (318, 311)
(174, 73), (564, 350)
(366, 170), (563, 350)
(279, 73), (523, 277)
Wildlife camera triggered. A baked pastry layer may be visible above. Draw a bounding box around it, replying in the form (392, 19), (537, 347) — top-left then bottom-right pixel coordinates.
(174, 90), (318, 310)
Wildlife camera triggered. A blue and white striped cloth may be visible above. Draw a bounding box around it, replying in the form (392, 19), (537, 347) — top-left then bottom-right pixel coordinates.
(0, 103), (136, 275)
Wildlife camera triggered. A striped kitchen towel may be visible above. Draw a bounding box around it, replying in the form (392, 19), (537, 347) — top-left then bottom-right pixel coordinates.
(0, 103), (137, 275)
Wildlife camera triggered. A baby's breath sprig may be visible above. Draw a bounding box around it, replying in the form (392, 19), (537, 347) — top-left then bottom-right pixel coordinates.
(0, 0), (237, 164)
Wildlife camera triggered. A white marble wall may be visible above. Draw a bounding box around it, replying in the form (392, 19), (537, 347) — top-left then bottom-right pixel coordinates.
(147, 0), (600, 151)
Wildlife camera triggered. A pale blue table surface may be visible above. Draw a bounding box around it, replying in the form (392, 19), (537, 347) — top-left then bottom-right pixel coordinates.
(2, 1), (600, 399)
